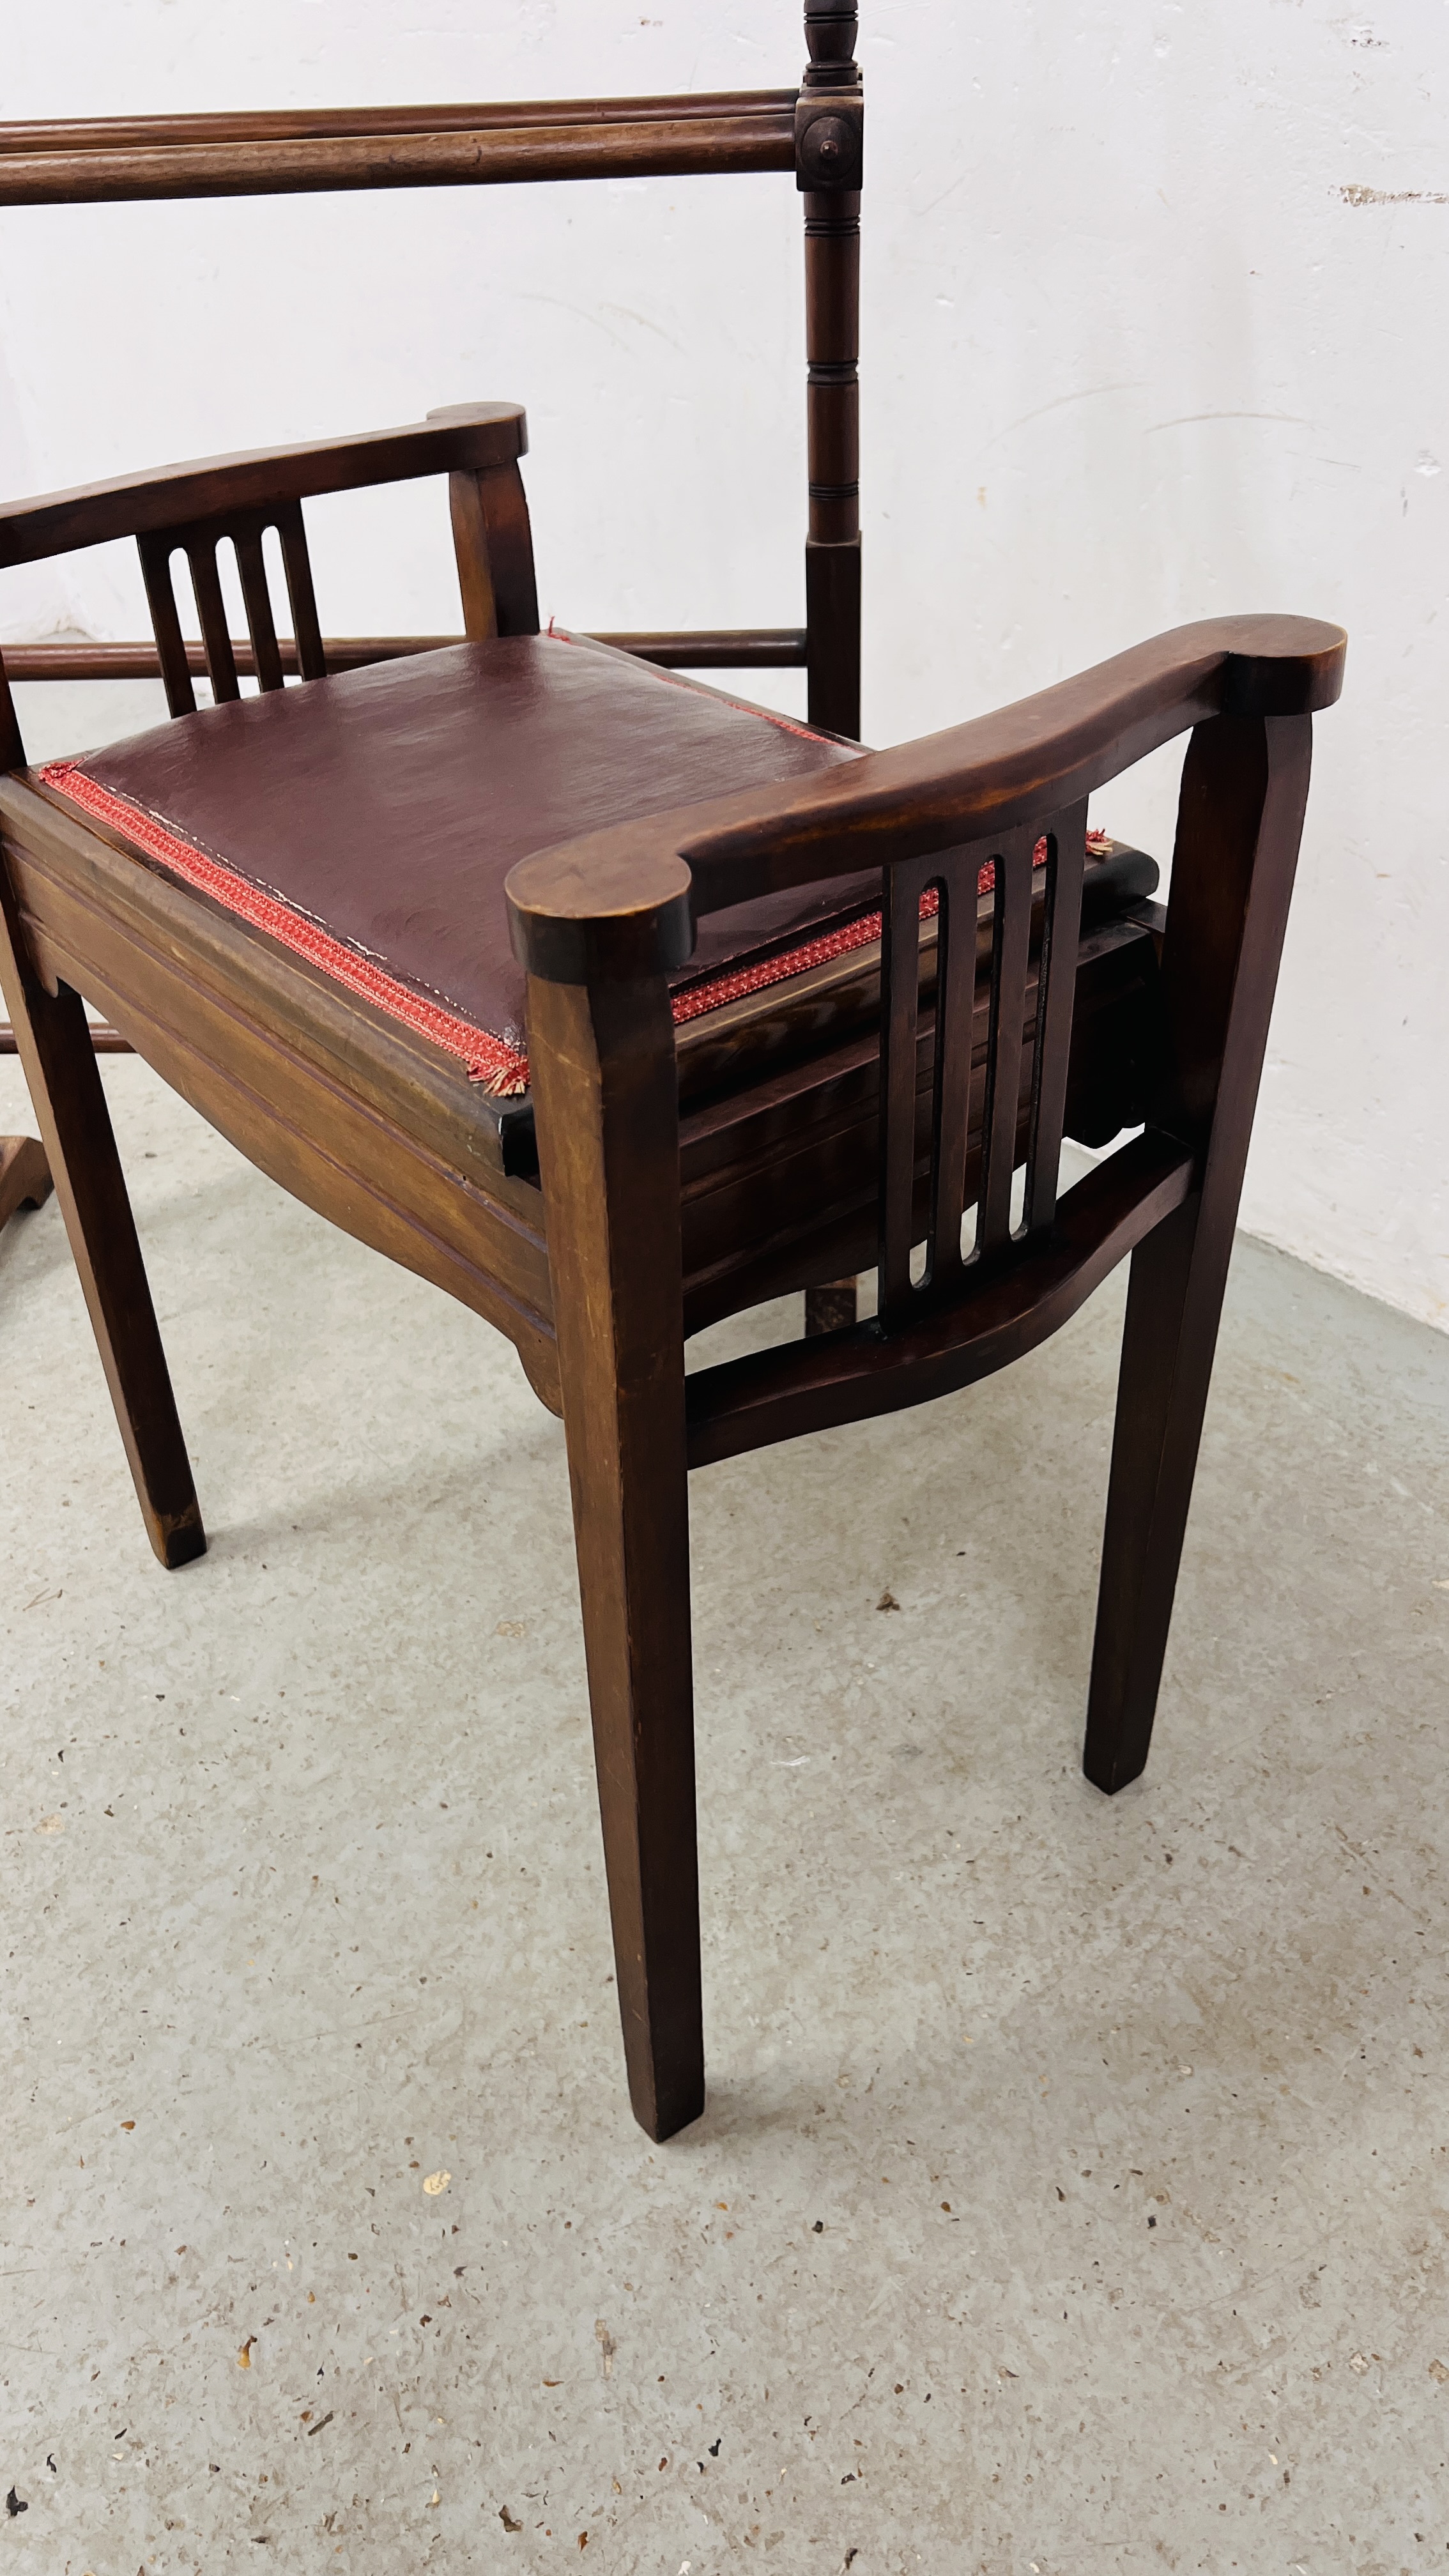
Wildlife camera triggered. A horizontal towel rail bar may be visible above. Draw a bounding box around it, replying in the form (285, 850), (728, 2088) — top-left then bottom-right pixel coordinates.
(1, 629), (810, 680)
(0, 89), (797, 156)
(0, 100), (798, 206)
(594, 629), (809, 670)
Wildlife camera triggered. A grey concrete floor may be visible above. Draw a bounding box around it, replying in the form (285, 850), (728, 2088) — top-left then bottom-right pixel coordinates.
(1, 1054), (1447, 2576)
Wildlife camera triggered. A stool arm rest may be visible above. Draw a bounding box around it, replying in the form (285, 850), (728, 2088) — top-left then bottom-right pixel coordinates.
(0, 402), (527, 567)
(505, 614), (1346, 983)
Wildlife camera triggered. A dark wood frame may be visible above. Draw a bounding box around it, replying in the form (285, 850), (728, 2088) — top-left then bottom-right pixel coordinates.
(0, 10), (1347, 2141)
(0, 402), (1344, 2126)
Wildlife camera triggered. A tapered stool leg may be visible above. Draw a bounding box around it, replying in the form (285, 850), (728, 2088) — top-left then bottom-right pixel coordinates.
(528, 971), (703, 2141)
(0, 868), (204, 1570)
(1082, 1194), (1231, 1791)
(1082, 709), (1314, 1793)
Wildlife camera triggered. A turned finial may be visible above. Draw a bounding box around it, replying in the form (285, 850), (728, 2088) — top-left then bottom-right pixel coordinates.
(797, 2), (862, 188)
(803, 4), (859, 88)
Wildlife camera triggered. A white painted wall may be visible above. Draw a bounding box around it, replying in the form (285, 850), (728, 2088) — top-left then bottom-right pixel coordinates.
(2, 1), (1445, 1326)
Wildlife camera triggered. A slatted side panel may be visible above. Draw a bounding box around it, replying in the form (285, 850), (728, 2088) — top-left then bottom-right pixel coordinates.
(135, 500), (327, 720)
(876, 799), (1089, 1333)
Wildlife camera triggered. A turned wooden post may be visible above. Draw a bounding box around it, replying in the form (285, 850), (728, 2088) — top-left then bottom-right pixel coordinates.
(797, 8), (864, 1338)
(799, 2), (862, 740)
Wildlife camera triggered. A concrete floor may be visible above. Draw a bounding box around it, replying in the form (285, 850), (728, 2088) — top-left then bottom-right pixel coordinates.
(2, 1051), (1447, 2576)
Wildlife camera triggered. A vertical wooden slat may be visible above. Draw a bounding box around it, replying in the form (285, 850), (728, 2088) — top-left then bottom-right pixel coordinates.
(275, 498), (326, 679)
(1022, 799), (1089, 1234)
(977, 833), (1034, 1255)
(233, 523), (285, 693)
(136, 533), (197, 716)
(878, 857), (924, 1326)
(927, 852), (983, 1292)
(187, 540), (240, 703)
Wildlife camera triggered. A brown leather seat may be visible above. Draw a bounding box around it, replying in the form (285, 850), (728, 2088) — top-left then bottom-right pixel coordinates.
(40, 632), (877, 1096)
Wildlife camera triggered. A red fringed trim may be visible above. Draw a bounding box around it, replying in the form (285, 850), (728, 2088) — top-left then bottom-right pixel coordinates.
(37, 751), (1107, 1100)
(38, 759), (535, 1094)
(671, 831), (1111, 1024)
(675, 884), (942, 1025)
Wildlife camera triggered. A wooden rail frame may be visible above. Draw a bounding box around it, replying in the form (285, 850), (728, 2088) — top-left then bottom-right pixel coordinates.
(0, 27), (861, 723)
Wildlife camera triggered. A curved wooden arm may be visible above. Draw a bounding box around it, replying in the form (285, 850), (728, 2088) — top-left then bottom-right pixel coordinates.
(0, 402), (526, 567)
(505, 614), (1346, 984)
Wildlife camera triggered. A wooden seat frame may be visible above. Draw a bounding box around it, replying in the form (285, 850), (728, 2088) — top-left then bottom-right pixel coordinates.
(0, 11), (1346, 2140)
